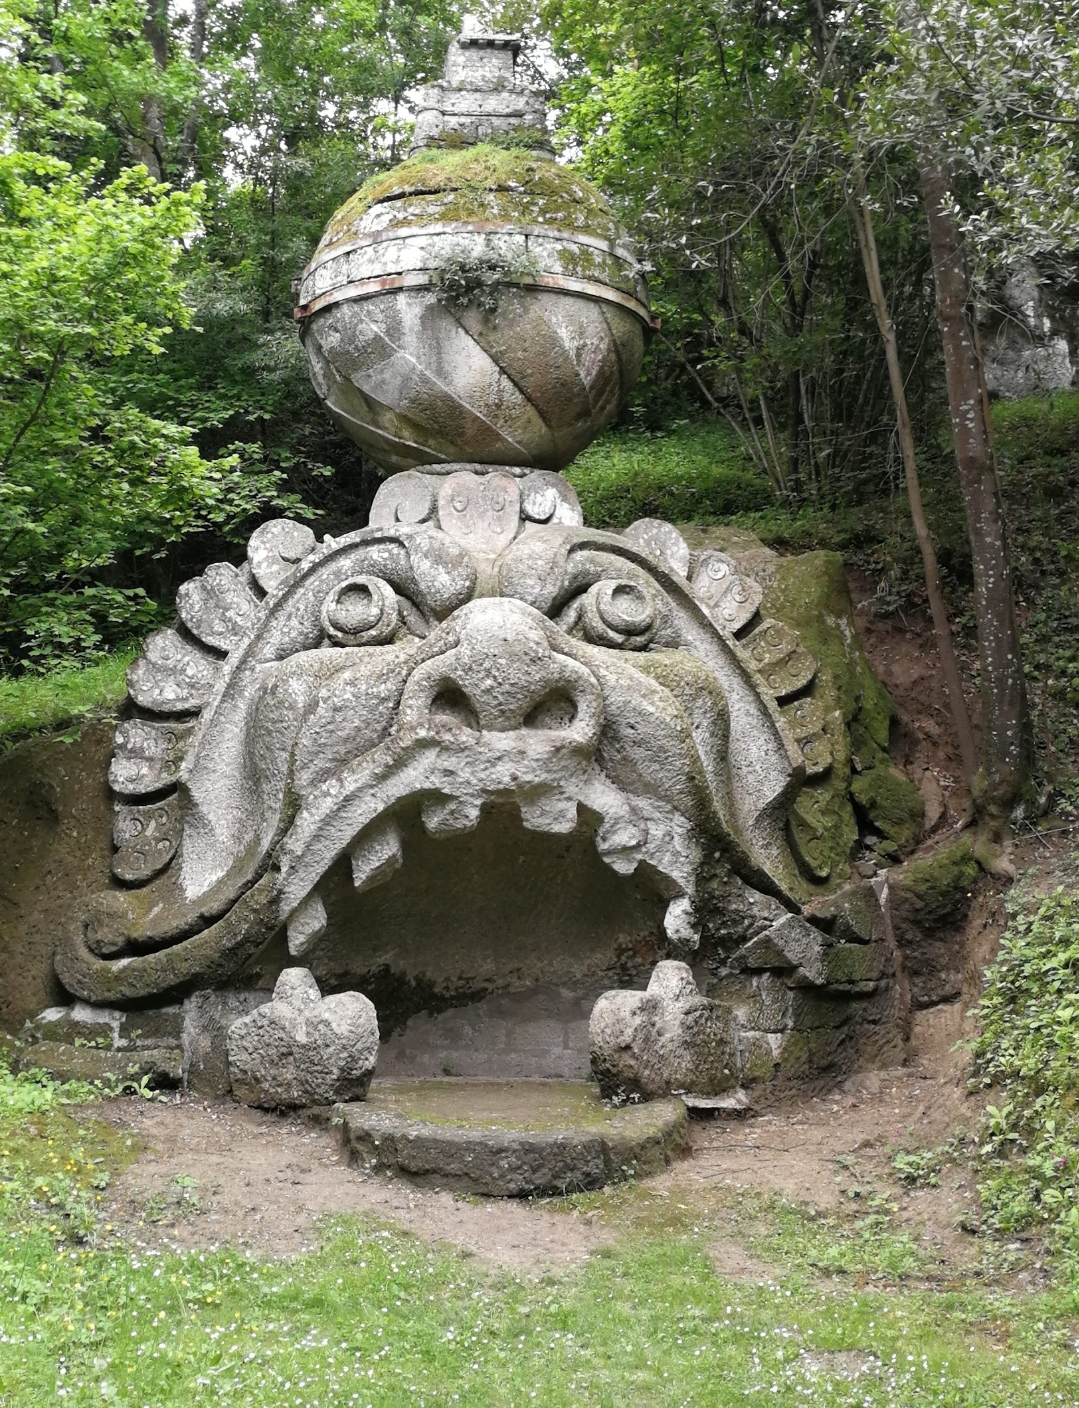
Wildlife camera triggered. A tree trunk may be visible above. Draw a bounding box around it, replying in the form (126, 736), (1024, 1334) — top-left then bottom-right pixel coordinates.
(850, 183), (980, 796)
(919, 161), (1032, 842)
(178, 0), (208, 174)
(136, 0), (169, 181)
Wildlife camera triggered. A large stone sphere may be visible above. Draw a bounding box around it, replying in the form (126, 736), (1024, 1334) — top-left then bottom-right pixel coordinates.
(296, 146), (651, 473)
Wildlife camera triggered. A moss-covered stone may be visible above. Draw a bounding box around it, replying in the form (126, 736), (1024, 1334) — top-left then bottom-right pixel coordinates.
(757, 550), (896, 888)
(318, 145), (625, 256)
(888, 839), (980, 1008)
(892, 838), (980, 918)
(684, 537), (922, 887)
(850, 765), (924, 850)
(15, 1040), (181, 1086)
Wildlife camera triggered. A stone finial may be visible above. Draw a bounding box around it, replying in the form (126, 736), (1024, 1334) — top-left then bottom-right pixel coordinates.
(589, 961), (737, 1101)
(227, 969), (379, 1109)
(409, 18), (550, 154)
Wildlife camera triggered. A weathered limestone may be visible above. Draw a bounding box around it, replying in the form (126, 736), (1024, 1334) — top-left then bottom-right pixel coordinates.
(227, 969), (379, 1108)
(590, 962), (737, 1100)
(338, 1081), (687, 1195)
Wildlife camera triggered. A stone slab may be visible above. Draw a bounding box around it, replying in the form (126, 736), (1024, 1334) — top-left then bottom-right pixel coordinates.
(15, 1041), (182, 1087)
(337, 1079), (687, 1196)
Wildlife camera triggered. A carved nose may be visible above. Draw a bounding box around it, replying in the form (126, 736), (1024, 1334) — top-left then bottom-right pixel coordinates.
(397, 600), (603, 740)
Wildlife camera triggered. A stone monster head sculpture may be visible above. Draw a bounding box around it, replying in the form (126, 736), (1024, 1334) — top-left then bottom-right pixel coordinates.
(56, 466), (832, 1010)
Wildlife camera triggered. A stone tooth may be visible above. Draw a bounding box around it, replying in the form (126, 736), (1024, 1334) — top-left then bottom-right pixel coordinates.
(350, 819), (404, 893)
(518, 790), (578, 835)
(421, 794), (483, 837)
(594, 811), (644, 874)
(286, 891), (327, 957)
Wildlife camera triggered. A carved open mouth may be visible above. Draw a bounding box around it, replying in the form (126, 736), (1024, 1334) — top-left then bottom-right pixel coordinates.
(56, 510), (820, 1014)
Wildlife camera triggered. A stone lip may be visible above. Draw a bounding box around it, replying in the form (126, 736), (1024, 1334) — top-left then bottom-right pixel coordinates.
(337, 1079), (687, 1196)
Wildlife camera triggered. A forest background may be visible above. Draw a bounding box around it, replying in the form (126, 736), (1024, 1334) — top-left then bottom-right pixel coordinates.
(3, 0), (1079, 817)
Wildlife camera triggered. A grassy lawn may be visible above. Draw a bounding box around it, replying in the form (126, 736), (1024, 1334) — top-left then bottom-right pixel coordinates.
(0, 652), (134, 745)
(2, 1062), (1078, 1407)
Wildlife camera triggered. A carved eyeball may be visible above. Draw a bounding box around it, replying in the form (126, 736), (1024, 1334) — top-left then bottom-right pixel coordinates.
(581, 579), (658, 649)
(321, 576), (400, 646)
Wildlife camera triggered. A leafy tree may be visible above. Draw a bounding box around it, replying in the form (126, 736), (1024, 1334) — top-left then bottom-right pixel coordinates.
(543, 0), (935, 501)
(0, 154), (298, 664)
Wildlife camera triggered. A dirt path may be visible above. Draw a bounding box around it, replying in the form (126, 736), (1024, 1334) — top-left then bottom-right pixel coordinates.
(104, 1098), (617, 1273)
(101, 1059), (985, 1278)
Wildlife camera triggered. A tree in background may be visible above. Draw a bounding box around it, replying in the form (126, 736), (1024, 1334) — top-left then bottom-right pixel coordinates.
(542, 0), (936, 502)
(0, 0), (463, 665)
(858, 0), (1079, 846)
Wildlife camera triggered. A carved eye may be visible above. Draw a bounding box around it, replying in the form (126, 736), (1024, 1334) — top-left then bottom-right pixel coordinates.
(580, 579), (658, 650)
(321, 576), (400, 646)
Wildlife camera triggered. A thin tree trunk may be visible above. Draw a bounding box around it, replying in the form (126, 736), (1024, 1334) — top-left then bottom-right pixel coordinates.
(919, 161), (1032, 841)
(136, 0), (169, 181)
(850, 185), (979, 793)
(177, 0), (208, 174)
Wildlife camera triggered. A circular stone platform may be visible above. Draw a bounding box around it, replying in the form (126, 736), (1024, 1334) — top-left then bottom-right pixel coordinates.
(336, 1080), (687, 1196)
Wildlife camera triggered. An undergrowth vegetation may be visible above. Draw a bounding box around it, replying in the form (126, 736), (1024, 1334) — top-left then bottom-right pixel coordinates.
(971, 886), (1079, 1248)
(565, 422), (773, 528)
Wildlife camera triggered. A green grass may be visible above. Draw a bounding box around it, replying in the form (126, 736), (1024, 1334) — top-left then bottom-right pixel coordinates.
(3, 1062), (1079, 1407)
(565, 421), (773, 529)
(0, 651), (133, 744)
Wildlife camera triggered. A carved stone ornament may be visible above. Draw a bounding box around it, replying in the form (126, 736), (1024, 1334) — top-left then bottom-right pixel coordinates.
(54, 24), (888, 1097)
(56, 473), (843, 1012)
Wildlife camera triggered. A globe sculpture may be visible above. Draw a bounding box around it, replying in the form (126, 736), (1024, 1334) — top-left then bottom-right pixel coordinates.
(294, 24), (652, 473)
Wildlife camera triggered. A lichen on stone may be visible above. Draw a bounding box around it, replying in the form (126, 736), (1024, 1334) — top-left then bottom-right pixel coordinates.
(317, 145), (627, 254)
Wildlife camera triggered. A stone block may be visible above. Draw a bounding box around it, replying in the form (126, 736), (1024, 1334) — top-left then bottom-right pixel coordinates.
(338, 1095), (686, 1196)
(751, 974), (854, 1031)
(26, 1002), (184, 1051)
(182, 989), (272, 1097)
(734, 914), (828, 985)
(823, 942), (890, 986)
(227, 968), (379, 1109)
(804, 880), (884, 944)
(16, 1041), (182, 1087)
(589, 961), (737, 1099)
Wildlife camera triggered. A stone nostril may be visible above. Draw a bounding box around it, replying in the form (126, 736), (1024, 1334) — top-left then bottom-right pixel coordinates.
(429, 686), (480, 731)
(523, 690), (578, 730)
